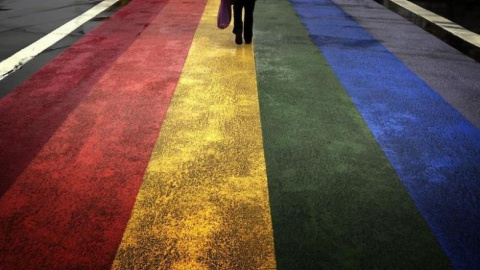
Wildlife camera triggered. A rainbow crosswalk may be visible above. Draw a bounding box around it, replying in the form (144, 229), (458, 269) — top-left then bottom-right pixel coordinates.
(112, 1), (276, 268)
(0, 0), (479, 269)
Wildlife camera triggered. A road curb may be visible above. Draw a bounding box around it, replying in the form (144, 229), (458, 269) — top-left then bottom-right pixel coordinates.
(373, 0), (480, 62)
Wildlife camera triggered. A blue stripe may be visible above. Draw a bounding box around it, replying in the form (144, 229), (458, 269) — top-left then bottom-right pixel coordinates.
(290, 0), (480, 268)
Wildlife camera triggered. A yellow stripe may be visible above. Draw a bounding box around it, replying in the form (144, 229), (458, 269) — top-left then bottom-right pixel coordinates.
(111, 0), (277, 269)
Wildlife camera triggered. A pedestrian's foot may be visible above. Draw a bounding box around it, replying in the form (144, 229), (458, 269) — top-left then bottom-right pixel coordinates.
(235, 33), (243, 45)
(245, 37), (252, 44)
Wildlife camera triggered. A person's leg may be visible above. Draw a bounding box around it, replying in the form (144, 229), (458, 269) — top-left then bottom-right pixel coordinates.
(233, 2), (244, 44)
(243, 0), (255, 43)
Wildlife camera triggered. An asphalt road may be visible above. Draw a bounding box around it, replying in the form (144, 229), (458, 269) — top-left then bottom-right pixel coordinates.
(0, 0), (479, 268)
(0, 0), (120, 97)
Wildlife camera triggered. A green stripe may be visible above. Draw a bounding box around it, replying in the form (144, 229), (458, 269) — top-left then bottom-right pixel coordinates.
(253, 0), (451, 269)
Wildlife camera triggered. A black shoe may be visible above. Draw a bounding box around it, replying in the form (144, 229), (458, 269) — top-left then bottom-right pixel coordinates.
(244, 37), (252, 44)
(235, 33), (243, 45)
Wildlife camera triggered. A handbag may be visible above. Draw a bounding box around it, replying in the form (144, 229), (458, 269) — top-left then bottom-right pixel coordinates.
(217, 0), (232, 29)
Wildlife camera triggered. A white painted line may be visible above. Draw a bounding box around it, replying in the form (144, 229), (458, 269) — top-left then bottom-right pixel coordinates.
(391, 0), (480, 48)
(0, 0), (119, 81)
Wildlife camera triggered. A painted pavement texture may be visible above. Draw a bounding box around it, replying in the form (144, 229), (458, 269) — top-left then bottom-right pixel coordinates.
(0, 0), (479, 269)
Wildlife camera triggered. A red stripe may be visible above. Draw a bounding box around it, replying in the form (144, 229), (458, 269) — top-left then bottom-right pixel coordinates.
(0, 0), (167, 196)
(0, 0), (207, 269)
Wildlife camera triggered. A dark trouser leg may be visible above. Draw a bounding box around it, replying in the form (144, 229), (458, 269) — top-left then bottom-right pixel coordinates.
(243, 1), (255, 42)
(233, 3), (243, 35)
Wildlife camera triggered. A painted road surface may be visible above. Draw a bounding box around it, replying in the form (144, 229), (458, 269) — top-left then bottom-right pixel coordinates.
(0, 0), (479, 269)
(0, 0), (121, 97)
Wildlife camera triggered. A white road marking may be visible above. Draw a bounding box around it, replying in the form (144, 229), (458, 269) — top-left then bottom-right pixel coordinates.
(0, 0), (119, 81)
(391, 0), (480, 48)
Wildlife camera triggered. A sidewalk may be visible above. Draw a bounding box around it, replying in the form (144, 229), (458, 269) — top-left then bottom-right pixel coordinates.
(0, 0), (479, 269)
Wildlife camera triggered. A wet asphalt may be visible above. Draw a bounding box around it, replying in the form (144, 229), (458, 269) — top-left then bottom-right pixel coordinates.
(0, 0), (120, 97)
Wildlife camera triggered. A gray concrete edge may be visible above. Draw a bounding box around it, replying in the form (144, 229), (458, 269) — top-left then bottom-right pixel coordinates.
(373, 0), (480, 62)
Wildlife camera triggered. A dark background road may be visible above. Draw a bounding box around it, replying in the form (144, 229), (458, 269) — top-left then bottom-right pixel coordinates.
(409, 0), (480, 34)
(0, 0), (120, 97)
